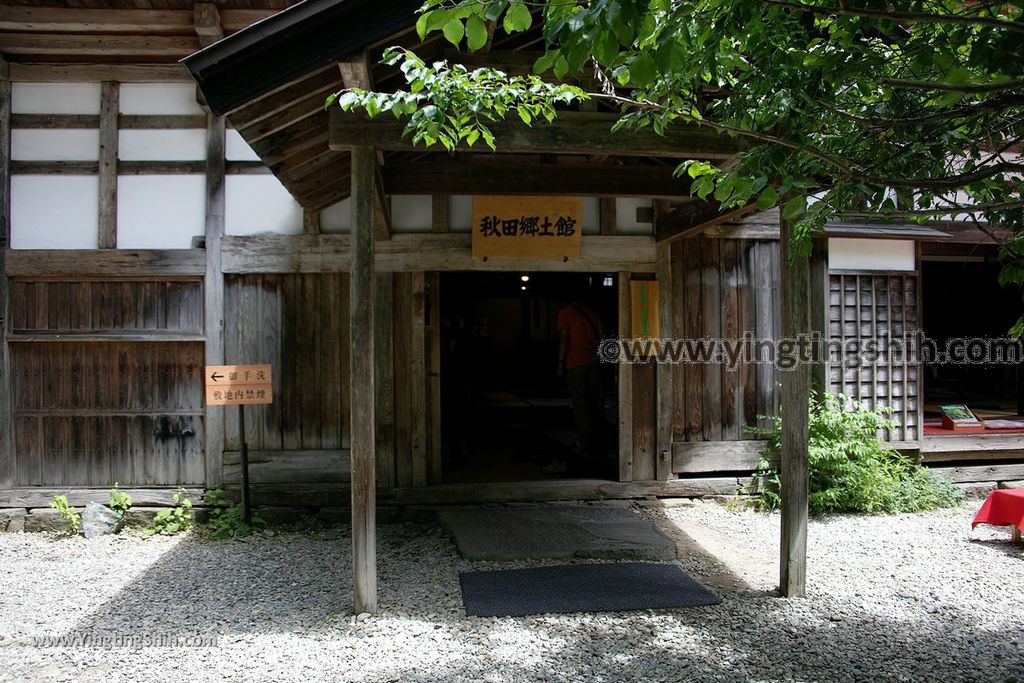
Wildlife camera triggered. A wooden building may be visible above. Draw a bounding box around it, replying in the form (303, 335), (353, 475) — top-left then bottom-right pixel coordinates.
(2, 1), (1023, 608)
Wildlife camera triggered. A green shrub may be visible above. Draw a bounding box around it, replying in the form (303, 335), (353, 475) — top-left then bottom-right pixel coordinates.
(49, 494), (81, 535)
(144, 488), (192, 536)
(200, 488), (264, 539)
(107, 483), (133, 516)
(749, 392), (963, 515)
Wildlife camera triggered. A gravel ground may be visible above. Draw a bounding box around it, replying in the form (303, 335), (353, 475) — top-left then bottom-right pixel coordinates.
(0, 501), (1021, 683)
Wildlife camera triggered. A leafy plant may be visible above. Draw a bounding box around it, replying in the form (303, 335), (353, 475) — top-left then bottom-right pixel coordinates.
(49, 495), (81, 535)
(749, 392), (963, 515)
(144, 488), (193, 536)
(200, 488), (264, 539)
(107, 483), (133, 516)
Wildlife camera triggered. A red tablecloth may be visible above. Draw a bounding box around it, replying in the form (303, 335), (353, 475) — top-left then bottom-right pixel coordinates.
(972, 489), (1024, 532)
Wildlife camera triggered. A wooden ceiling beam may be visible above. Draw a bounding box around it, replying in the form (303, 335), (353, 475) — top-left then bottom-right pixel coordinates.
(193, 3), (223, 49)
(0, 7), (275, 35)
(654, 200), (759, 243)
(331, 110), (742, 160)
(7, 62), (191, 82)
(228, 65), (339, 126)
(0, 33), (200, 57)
(237, 87), (337, 145)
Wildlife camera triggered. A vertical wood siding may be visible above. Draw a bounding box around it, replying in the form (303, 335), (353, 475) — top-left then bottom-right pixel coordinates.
(9, 278), (205, 486)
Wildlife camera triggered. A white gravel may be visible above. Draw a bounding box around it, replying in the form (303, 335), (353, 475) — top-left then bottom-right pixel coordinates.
(0, 501), (1021, 683)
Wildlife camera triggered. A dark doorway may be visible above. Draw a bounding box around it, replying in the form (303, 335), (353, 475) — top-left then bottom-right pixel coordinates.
(921, 258), (1024, 419)
(439, 272), (619, 483)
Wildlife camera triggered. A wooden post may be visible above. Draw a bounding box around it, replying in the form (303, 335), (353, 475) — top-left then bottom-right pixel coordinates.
(350, 145), (377, 614)
(0, 57), (13, 489)
(779, 206), (811, 598)
(655, 240), (673, 480)
(97, 81), (118, 249)
(618, 271), (634, 482)
(809, 238), (828, 398)
(204, 114), (226, 487)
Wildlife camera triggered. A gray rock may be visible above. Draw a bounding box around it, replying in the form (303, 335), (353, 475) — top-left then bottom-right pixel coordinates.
(81, 501), (123, 538)
(24, 507), (77, 533)
(0, 508), (26, 532)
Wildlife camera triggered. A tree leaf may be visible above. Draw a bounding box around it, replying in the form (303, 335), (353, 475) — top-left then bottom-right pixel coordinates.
(503, 1), (533, 33)
(442, 18), (464, 47)
(465, 15), (488, 52)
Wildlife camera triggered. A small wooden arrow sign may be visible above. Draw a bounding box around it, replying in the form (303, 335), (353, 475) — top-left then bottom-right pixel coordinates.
(205, 364), (272, 405)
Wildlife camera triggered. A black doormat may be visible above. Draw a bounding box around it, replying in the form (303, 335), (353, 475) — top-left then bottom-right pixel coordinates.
(459, 562), (721, 617)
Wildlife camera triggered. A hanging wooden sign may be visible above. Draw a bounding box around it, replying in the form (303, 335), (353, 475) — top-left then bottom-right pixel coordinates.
(630, 280), (659, 338)
(472, 195), (583, 260)
(205, 364), (273, 405)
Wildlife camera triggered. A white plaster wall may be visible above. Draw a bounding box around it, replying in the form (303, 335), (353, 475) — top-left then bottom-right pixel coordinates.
(117, 175), (206, 249)
(615, 198), (653, 235)
(581, 197), (599, 234)
(391, 195), (433, 233)
(225, 175), (303, 235)
(225, 129), (262, 162)
(449, 195), (473, 233)
(119, 129), (207, 161)
(12, 83), (101, 114)
(12, 129), (99, 161)
(10, 175), (100, 249)
(320, 198), (352, 234)
(828, 238), (916, 271)
(119, 84), (204, 116)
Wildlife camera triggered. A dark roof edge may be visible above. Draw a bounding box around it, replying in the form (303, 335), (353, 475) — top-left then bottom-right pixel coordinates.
(181, 0), (421, 115)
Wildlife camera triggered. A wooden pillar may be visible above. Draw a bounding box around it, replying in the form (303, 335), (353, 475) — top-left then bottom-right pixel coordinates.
(655, 241), (673, 480)
(618, 271), (634, 482)
(0, 57), (13, 489)
(350, 145), (377, 614)
(779, 208), (811, 598)
(204, 114), (226, 487)
(809, 238), (829, 397)
(97, 81), (119, 249)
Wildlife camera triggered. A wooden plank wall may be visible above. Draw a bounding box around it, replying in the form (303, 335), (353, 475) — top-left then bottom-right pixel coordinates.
(223, 272), (433, 488)
(828, 272), (920, 441)
(669, 238), (780, 447)
(7, 280), (205, 486)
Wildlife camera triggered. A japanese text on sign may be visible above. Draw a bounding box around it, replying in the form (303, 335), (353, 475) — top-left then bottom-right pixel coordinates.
(205, 364), (273, 406)
(472, 195), (583, 260)
(630, 281), (660, 339)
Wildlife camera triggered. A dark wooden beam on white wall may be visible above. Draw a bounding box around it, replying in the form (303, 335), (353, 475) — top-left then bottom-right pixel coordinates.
(779, 205), (811, 598)
(8, 63), (191, 83)
(350, 145), (378, 614)
(97, 81), (118, 249)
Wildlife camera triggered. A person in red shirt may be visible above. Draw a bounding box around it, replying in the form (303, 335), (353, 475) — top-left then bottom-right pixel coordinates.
(548, 290), (605, 474)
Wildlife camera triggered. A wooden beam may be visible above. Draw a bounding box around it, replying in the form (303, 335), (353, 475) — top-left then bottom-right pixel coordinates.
(204, 114), (227, 489)
(0, 34), (200, 57)
(98, 81), (118, 249)
(220, 234), (657, 274)
(350, 145), (377, 615)
(12, 114), (208, 129)
(655, 200), (759, 243)
(600, 198), (617, 235)
(0, 58), (12, 490)
(431, 195), (448, 233)
(7, 63), (192, 83)
(779, 202), (811, 598)
(4, 249), (205, 277)
(303, 208), (321, 235)
(193, 3), (223, 48)
(618, 272), (634, 482)
(381, 159), (692, 198)
(672, 440), (764, 474)
(10, 160), (265, 175)
(0, 7), (275, 34)
(331, 110), (742, 159)
(655, 240), (673, 480)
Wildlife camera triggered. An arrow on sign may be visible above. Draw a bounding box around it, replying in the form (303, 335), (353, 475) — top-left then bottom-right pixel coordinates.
(210, 372), (224, 382)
